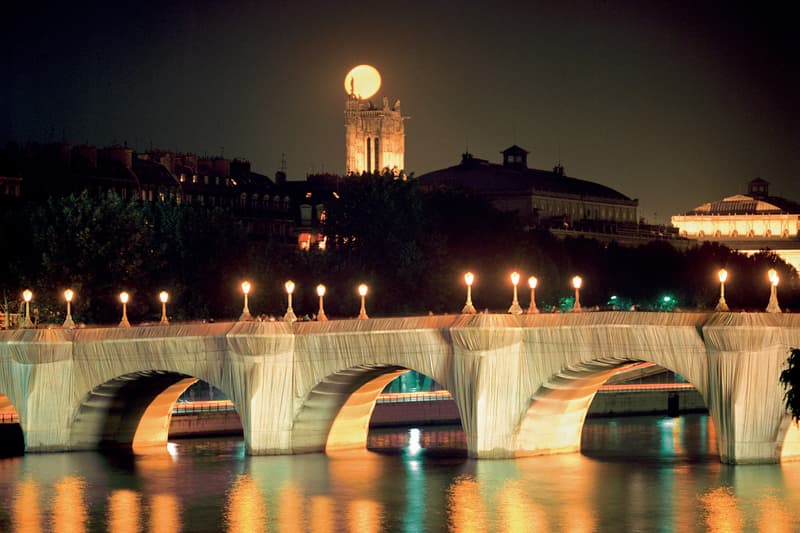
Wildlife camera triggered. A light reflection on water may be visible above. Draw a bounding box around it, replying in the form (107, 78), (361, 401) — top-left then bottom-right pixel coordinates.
(0, 415), (798, 532)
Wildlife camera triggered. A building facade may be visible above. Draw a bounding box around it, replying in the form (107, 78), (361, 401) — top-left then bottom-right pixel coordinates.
(671, 178), (800, 270)
(344, 95), (406, 175)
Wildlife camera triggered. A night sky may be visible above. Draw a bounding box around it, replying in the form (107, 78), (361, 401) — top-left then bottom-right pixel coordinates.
(3, 1), (798, 223)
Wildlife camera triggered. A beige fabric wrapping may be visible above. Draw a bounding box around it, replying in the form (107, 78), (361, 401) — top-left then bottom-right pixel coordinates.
(0, 312), (798, 463)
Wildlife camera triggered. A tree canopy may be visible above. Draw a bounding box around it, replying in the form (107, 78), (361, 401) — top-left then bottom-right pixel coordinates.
(780, 348), (800, 423)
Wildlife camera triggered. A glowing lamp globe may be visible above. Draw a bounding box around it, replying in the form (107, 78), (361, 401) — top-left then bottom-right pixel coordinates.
(344, 65), (382, 100)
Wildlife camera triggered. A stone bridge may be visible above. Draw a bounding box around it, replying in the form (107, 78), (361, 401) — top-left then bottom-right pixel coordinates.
(1, 312), (799, 464)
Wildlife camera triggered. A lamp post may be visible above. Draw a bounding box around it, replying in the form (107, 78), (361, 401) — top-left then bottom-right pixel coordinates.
(316, 284), (328, 321)
(284, 280), (297, 323)
(357, 284), (369, 319)
(572, 276), (583, 313)
(239, 281), (253, 321)
(63, 289), (75, 329)
(159, 291), (169, 325)
(119, 291), (131, 328)
(715, 269), (729, 312)
(527, 276), (539, 314)
(462, 272), (477, 314)
(508, 271), (523, 315)
(766, 269), (781, 313)
(21, 289), (33, 328)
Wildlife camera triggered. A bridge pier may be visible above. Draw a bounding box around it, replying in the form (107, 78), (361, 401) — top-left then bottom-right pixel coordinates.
(704, 314), (800, 464)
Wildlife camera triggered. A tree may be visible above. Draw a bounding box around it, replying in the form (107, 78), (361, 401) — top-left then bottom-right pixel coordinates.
(780, 348), (800, 423)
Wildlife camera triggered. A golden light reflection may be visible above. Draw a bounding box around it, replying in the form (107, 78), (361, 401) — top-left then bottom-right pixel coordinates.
(149, 494), (180, 533)
(756, 495), (792, 533)
(563, 506), (595, 533)
(52, 476), (87, 533)
(348, 499), (382, 533)
(13, 479), (42, 533)
(108, 489), (141, 533)
(278, 482), (305, 533)
(447, 476), (487, 533)
(701, 487), (744, 533)
(226, 474), (266, 533)
(497, 482), (548, 533)
(309, 496), (335, 533)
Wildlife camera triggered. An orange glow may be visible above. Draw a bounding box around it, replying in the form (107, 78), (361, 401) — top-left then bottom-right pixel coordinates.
(159, 291), (168, 304)
(23, 289), (32, 303)
(64, 289), (74, 302)
(571, 276), (582, 289)
(108, 490), (141, 533)
(528, 276), (537, 289)
(447, 477), (486, 533)
(701, 487), (744, 533)
(309, 496), (335, 533)
(510, 271), (520, 286)
(718, 268), (728, 283)
(464, 272), (474, 286)
(316, 284), (326, 297)
(348, 499), (382, 533)
(226, 474), (266, 533)
(13, 479), (42, 533)
(344, 65), (381, 99)
(279, 483), (305, 533)
(285, 280), (295, 294)
(119, 291), (129, 304)
(358, 284), (368, 297)
(52, 477), (87, 533)
(326, 369), (407, 454)
(756, 496), (792, 533)
(497, 482), (548, 532)
(132, 377), (198, 453)
(150, 494), (181, 533)
(768, 268), (779, 286)
(241, 281), (251, 294)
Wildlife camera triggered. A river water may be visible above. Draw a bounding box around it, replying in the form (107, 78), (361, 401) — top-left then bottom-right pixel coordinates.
(1, 414), (799, 532)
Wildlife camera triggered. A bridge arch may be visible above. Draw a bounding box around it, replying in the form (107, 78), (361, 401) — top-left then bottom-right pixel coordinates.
(0, 391), (24, 456)
(514, 357), (709, 456)
(69, 369), (242, 453)
(292, 364), (462, 455)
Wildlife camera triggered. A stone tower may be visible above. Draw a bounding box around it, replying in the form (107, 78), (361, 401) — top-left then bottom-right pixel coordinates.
(345, 94), (407, 175)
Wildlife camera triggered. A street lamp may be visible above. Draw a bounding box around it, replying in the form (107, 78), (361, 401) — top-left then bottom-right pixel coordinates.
(462, 272), (477, 314)
(119, 291), (131, 328)
(508, 271), (523, 315)
(316, 284), (328, 321)
(766, 269), (781, 313)
(239, 281), (253, 321)
(159, 291), (169, 325)
(715, 269), (729, 312)
(284, 280), (297, 323)
(527, 276), (539, 314)
(63, 289), (75, 329)
(357, 284), (369, 319)
(21, 289), (33, 328)
(572, 276), (583, 313)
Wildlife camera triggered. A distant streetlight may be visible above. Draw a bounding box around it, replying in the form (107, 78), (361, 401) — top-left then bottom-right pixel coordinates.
(119, 291), (131, 328)
(572, 276), (583, 313)
(715, 269), (729, 312)
(508, 271), (523, 315)
(63, 289), (75, 329)
(766, 269), (781, 313)
(527, 276), (539, 314)
(357, 284), (369, 319)
(284, 280), (297, 323)
(21, 289), (33, 329)
(462, 272), (477, 314)
(159, 291), (169, 325)
(316, 284), (328, 321)
(239, 281), (253, 321)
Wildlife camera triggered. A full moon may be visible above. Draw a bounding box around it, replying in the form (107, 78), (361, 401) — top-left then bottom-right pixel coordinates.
(344, 65), (381, 100)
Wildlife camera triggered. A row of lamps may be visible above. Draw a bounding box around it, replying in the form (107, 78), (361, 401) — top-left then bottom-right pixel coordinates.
(716, 268), (783, 313)
(12, 268), (788, 329)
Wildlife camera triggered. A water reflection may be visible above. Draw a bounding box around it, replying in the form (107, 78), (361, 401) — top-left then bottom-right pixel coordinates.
(0, 416), (799, 532)
(53, 476), (87, 533)
(226, 474), (266, 533)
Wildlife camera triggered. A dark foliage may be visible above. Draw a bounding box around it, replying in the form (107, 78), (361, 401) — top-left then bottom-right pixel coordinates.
(780, 348), (800, 423)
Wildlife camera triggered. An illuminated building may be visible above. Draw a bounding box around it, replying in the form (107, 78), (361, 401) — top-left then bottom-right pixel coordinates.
(671, 178), (800, 271)
(343, 65), (407, 175)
